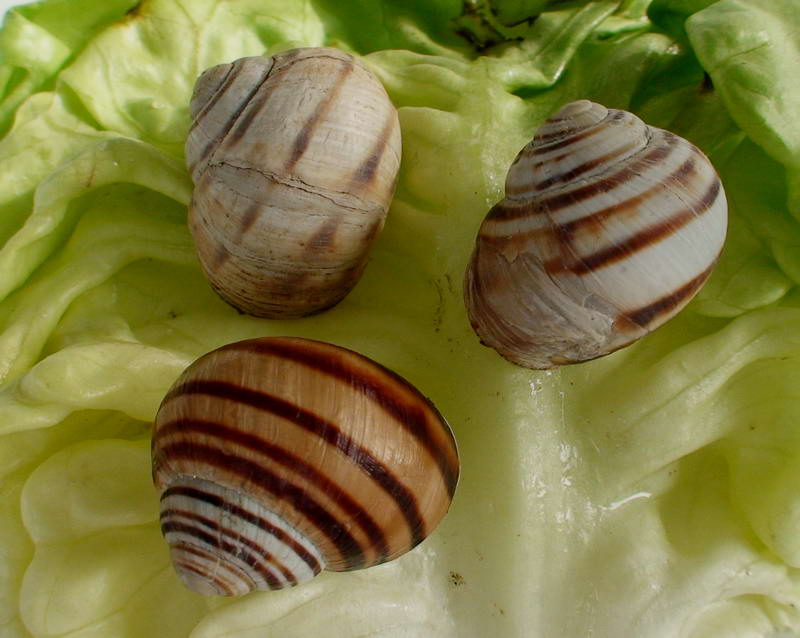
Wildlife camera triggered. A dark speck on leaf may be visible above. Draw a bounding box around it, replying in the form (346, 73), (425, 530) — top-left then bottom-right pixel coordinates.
(449, 571), (465, 586)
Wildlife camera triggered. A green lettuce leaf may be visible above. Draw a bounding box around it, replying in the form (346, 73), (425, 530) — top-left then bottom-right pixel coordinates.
(2, 0), (800, 636)
(688, 0), (800, 215)
(0, 0), (139, 135)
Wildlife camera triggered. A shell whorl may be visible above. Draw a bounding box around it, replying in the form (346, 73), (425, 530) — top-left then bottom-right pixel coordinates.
(152, 337), (459, 595)
(465, 100), (728, 369)
(185, 48), (401, 318)
(160, 477), (325, 595)
(533, 99), (609, 144)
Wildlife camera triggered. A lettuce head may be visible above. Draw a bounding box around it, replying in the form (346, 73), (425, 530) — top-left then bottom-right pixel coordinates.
(2, 0), (800, 636)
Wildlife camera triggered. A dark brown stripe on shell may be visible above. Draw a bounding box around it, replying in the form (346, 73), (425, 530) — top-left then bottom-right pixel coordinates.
(159, 417), (393, 560)
(190, 63), (275, 175)
(163, 484), (322, 575)
(172, 558), (236, 596)
(188, 181), (234, 270)
(162, 520), (283, 589)
(236, 201), (263, 241)
(546, 174), (720, 275)
(156, 440), (371, 569)
(225, 69), (282, 143)
(157, 415), (396, 556)
(162, 507), (297, 585)
(307, 217), (339, 251)
(489, 132), (678, 221)
(189, 62), (238, 133)
(286, 60), (354, 168)
(530, 150), (594, 174)
(532, 110), (624, 146)
(533, 138), (642, 192)
(221, 338), (459, 498)
(532, 121), (606, 151)
(159, 389), (427, 549)
(352, 113), (396, 185)
(555, 153), (699, 238)
(621, 259), (718, 328)
(483, 152), (702, 251)
(172, 542), (259, 590)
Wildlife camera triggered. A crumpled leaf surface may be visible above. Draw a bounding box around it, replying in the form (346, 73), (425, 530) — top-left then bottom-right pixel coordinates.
(1, 0), (800, 636)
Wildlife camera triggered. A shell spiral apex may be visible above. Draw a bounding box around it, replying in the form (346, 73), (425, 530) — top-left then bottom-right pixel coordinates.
(152, 337), (459, 596)
(465, 99), (728, 369)
(185, 47), (401, 319)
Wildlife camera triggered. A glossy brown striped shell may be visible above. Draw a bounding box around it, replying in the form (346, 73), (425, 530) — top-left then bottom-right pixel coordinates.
(186, 47), (401, 318)
(152, 337), (458, 596)
(465, 100), (727, 369)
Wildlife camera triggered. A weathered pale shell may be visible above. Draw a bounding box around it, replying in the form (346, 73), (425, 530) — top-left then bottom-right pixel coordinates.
(152, 337), (459, 596)
(465, 100), (727, 369)
(186, 47), (401, 318)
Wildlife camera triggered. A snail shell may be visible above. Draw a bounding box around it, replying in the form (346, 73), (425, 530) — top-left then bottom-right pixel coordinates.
(465, 100), (727, 369)
(152, 337), (458, 596)
(186, 47), (401, 318)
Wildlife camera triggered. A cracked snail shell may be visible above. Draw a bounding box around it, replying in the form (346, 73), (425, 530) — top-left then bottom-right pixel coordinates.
(152, 337), (459, 596)
(186, 47), (401, 318)
(464, 100), (728, 369)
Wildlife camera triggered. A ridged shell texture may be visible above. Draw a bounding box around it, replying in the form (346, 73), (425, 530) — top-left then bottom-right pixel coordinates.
(152, 337), (459, 596)
(186, 47), (401, 318)
(465, 100), (727, 369)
